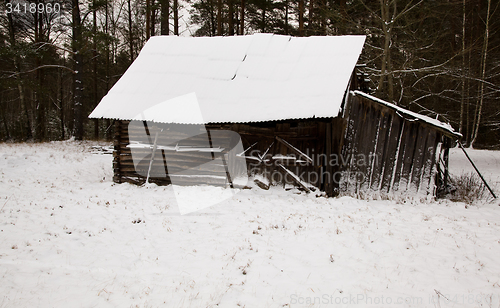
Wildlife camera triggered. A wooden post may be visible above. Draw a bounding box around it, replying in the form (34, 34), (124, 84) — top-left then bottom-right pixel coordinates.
(277, 162), (311, 193)
(207, 129), (216, 160)
(443, 137), (450, 191)
(221, 153), (234, 188)
(325, 121), (332, 195)
(275, 136), (313, 164)
(113, 120), (122, 183)
(208, 129), (233, 188)
(145, 130), (161, 184)
(458, 142), (497, 199)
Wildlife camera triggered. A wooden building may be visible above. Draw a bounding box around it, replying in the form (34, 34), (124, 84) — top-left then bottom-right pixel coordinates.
(341, 91), (460, 196)
(90, 34), (460, 196)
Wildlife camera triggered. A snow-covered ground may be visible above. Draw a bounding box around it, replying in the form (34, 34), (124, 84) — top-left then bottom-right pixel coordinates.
(449, 147), (500, 195)
(1, 141), (499, 308)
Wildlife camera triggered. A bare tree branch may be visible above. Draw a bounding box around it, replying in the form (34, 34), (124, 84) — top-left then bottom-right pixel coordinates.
(4, 65), (76, 79)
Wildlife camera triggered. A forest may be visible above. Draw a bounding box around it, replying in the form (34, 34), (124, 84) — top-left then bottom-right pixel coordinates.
(0, 0), (499, 148)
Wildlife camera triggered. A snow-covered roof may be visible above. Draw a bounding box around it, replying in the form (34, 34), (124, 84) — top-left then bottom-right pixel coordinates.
(89, 34), (366, 124)
(351, 90), (462, 138)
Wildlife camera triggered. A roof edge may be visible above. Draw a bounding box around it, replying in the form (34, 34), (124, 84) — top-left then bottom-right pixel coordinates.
(351, 90), (462, 139)
(87, 115), (338, 125)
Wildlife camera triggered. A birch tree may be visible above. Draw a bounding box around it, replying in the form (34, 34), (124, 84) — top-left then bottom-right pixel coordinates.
(470, 0), (491, 148)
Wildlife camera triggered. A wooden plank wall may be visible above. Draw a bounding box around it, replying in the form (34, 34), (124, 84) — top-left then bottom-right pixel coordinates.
(113, 119), (344, 194)
(224, 119), (342, 193)
(340, 95), (443, 196)
(112, 96), (443, 197)
(114, 121), (235, 186)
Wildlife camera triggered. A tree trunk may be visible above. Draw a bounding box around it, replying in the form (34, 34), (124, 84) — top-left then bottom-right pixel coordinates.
(128, 0), (134, 64)
(339, 0), (346, 18)
(298, 0), (304, 36)
(7, 0), (32, 140)
(320, 0), (326, 35)
(18, 82), (31, 140)
(217, 0), (222, 35)
(240, 0), (245, 35)
(34, 4), (46, 141)
(261, 5), (266, 32)
(308, 0), (314, 35)
(146, 0), (151, 40)
(105, 0), (112, 141)
(377, 0), (394, 103)
(160, 0), (169, 35)
(59, 66), (65, 140)
(93, 0), (99, 140)
(0, 94), (11, 140)
(466, 35), (472, 146)
(35, 63), (45, 141)
(72, 0), (84, 140)
(173, 0), (179, 35)
(471, 0), (491, 148)
(284, 0), (289, 35)
(459, 0), (465, 136)
(229, 0), (234, 35)
(151, 0), (156, 37)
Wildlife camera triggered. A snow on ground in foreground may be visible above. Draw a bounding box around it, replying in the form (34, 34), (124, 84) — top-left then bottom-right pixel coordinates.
(1, 141), (500, 308)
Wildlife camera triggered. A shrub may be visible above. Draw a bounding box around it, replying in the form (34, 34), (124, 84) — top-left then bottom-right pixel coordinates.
(447, 172), (487, 204)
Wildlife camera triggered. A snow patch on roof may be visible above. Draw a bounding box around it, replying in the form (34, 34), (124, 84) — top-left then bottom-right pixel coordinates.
(352, 90), (461, 138)
(89, 34), (366, 124)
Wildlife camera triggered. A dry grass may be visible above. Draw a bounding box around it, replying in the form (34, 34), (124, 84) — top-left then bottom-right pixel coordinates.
(447, 172), (487, 204)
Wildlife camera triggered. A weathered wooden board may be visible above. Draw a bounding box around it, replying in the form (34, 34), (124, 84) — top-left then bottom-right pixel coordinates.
(115, 119), (329, 188)
(341, 95), (445, 196)
(409, 124), (430, 192)
(359, 104), (381, 192)
(369, 106), (391, 190)
(420, 130), (440, 193)
(396, 121), (419, 192)
(341, 95), (365, 192)
(113, 93), (449, 196)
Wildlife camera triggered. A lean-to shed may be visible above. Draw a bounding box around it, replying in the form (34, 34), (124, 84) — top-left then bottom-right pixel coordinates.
(89, 33), (460, 196)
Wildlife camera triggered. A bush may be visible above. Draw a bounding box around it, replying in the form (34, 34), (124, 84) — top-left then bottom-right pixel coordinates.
(446, 172), (487, 204)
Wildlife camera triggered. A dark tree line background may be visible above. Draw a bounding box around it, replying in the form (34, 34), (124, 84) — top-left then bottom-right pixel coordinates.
(0, 0), (499, 148)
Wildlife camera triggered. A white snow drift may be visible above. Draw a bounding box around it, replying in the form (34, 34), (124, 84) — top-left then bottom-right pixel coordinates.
(0, 141), (499, 308)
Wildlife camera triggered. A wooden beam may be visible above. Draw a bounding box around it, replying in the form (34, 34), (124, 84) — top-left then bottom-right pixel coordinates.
(458, 142), (497, 199)
(145, 130), (160, 184)
(275, 136), (313, 165)
(276, 162), (311, 193)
